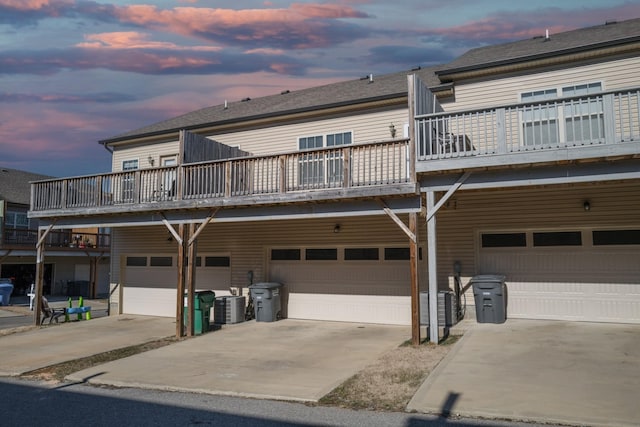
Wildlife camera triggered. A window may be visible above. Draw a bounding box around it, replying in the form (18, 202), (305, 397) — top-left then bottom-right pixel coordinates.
(271, 249), (301, 261)
(345, 248), (379, 261)
(305, 248), (338, 260)
(593, 230), (640, 245)
(482, 233), (527, 248)
(121, 159), (139, 202)
(533, 231), (582, 247)
(122, 159), (139, 170)
(562, 83), (604, 143)
(384, 247), (410, 260)
(126, 256), (147, 267)
(150, 256), (173, 267)
(204, 256), (230, 267)
(298, 132), (352, 186)
(520, 82), (603, 147)
(5, 211), (29, 229)
(521, 89), (559, 146)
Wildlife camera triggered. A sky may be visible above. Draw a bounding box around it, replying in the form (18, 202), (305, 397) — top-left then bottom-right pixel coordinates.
(1, 0), (639, 178)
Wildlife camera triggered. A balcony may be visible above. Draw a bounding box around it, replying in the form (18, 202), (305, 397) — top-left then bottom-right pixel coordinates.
(1, 227), (110, 250)
(415, 88), (640, 173)
(30, 140), (414, 218)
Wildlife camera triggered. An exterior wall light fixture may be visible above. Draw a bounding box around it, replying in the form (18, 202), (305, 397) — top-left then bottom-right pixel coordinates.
(334, 224), (341, 233)
(583, 201), (591, 211)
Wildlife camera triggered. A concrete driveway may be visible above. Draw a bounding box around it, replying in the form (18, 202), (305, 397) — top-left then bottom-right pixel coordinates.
(0, 315), (175, 376)
(408, 319), (640, 427)
(65, 318), (409, 402)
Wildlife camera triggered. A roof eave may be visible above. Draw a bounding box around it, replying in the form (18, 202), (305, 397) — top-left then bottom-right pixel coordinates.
(100, 92), (408, 147)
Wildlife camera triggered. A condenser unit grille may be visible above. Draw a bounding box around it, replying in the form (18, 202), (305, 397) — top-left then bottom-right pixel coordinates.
(419, 291), (457, 327)
(214, 295), (245, 324)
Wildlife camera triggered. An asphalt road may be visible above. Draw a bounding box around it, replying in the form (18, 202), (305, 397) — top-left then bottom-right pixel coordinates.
(0, 377), (561, 427)
(0, 299), (109, 331)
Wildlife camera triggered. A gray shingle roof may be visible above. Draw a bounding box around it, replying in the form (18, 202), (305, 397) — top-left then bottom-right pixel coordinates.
(0, 167), (53, 205)
(101, 66), (442, 144)
(436, 18), (640, 76)
(101, 17), (640, 145)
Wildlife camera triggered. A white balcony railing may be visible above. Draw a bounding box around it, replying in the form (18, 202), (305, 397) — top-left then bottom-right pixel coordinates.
(416, 88), (640, 160)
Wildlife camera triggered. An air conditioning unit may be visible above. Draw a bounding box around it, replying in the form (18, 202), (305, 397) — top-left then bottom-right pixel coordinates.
(214, 295), (246, 324)
(419, 291), (458, 327)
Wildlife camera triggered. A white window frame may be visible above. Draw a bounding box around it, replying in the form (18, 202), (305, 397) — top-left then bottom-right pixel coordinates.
(519, 81), (604, 147)
(297, 131), (353, 186)
(121, 159), (139, 203)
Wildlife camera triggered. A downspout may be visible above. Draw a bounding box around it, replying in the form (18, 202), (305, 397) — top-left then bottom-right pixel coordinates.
(100, 141), (114, 154)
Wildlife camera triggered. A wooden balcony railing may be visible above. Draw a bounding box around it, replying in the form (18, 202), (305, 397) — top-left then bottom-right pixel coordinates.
(31, 140), (411, 213)
(1, 228), (110, 249)
(415, 88), (640, 161)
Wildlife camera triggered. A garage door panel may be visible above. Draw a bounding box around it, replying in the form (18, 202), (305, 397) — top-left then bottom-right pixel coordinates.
(480, 245), (640, 323)
(287, 293), (411, 325)
(270, 263), (409, 296)
(270, 260), (410, 324)
(125, 268), (177, 288)
(123, 287), (175, 317)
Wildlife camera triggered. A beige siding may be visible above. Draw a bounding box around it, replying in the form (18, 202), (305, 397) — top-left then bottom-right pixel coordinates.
(109, 108), (407, 174)
(109, 215), (428, 306)
(200, 109), (408, 155)
(443, 56), (640, 112)
(112, 141), (180, 172)
(436, 181), (640, 316)
(437, 179), (640, 289)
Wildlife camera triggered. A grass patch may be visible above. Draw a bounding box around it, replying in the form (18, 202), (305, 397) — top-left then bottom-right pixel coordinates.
(319, 333), (462, 412)
(21, 337), (179, 383)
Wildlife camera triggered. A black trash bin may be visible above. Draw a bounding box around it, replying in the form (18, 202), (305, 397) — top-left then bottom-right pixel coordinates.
(471, 275), (507, 324)
(249, 282), (283, 322)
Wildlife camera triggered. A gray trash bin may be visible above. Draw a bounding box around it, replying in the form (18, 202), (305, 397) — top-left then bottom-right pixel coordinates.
(471, 275), (507, 324)
(249, 282), (283, 322)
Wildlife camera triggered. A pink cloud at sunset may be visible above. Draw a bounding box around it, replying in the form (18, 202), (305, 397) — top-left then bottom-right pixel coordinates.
(76, 32), (221, 51)
(0, 0), (62, 10)
(1, 0), (638, 177)
(422, 3), (640, 43)
(113, 3), (370, 48)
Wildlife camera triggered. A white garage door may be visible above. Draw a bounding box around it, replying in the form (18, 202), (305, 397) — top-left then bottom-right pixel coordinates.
(123, 254), (231, 317)
(269, 247), (412, 325)
(478, 230), (640, 323)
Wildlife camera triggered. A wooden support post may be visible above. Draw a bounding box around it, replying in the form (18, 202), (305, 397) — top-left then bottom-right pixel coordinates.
(33, 224), (55, 326)
(224, 162), (232, 197)
(409, 212), (420, 346)
(343, 147), (351, 188)
(33, 229), (45, 326)
(278, 156), (286, 193)
(186, 223), (197, 337)
(176, 224), (186, 337)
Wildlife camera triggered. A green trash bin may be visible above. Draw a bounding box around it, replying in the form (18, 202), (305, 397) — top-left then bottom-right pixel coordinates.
(184, 290), (215, 334)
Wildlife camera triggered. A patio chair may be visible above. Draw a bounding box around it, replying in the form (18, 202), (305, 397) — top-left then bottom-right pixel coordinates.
(428, 126), (474, 156)
(41, 296), (66, 324)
